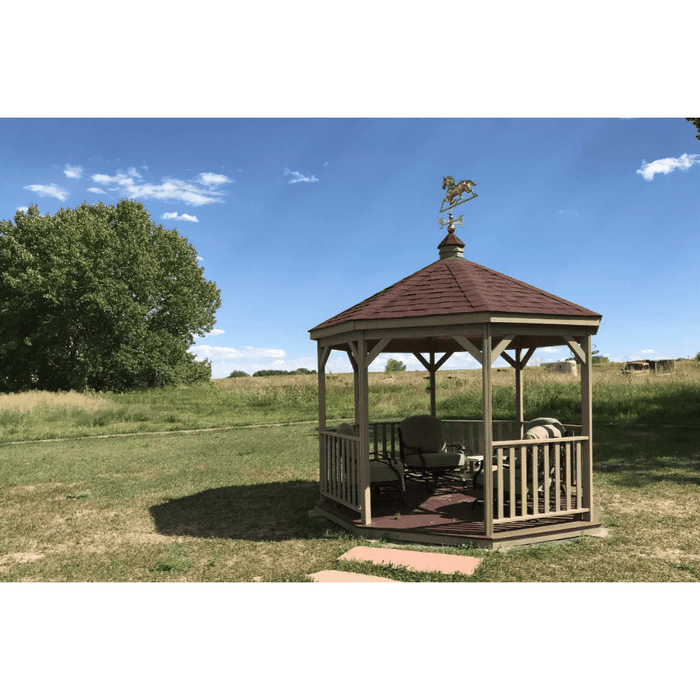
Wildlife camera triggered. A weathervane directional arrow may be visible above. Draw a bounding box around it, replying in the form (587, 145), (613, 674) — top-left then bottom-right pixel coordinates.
(438, 212), (463, 230)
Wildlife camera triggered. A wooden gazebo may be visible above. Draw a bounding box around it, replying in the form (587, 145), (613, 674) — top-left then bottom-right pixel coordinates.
(309, 230), (604, 548)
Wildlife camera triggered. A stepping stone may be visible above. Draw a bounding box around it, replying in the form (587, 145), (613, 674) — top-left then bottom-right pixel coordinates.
(309, 570), (399, 583)
(339, 546), (481, 576)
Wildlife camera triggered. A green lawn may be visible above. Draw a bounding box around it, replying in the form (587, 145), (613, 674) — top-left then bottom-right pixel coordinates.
(2, 418), (699, 582)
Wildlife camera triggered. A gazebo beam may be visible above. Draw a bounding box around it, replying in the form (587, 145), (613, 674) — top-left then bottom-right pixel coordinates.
(491, 335), (514, 364)
(563, 336), (587, 365)
(365, 338), (390, 367)
(413, 351), (455, 416)
(452, 335), (484, 366)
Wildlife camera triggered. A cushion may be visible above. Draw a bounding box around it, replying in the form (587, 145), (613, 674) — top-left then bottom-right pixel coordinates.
(525, 417), (565, 437)
(399, 415), (446, 453)
(370, 459), (403, 483)
(335, 423), (356, 437)
(404, 451), (465, 470)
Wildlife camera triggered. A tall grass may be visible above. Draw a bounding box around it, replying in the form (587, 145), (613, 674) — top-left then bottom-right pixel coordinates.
(1, 361), (698, 444)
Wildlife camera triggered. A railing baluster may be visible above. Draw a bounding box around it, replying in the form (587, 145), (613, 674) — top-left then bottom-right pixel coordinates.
(565, 442), (572, 511)
(555, 442), (561, 513)
(576, 441), (582, 509)
(543, 443), (550, 514)
(531, 444), (539, 516)
(497, 448), (504, 520)
(509, 447), (516, 519)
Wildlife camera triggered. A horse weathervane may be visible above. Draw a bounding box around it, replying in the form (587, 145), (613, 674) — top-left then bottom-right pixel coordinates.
(438, 175), (478, 230)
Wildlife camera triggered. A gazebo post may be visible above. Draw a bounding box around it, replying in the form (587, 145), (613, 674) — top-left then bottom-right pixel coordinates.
(515, 346), (524, 438)
(429, 351), (436, 417)
(317, 344), (331, 502)
(581, 334), (594, 520)
(482, 325), (494, 537)
(355, 331), (372, 525)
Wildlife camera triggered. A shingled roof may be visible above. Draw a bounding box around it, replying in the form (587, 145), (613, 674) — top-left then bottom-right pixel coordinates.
(311, 232), (599, 332)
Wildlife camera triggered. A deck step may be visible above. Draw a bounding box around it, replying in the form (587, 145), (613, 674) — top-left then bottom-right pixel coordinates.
(338, 546), (481, 575)
(308, 570), (399, 582)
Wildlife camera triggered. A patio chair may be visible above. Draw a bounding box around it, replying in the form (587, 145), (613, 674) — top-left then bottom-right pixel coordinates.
(469, 417), (567, 510)
(397, 415), (467, 487)
(335, 423), (407, 507)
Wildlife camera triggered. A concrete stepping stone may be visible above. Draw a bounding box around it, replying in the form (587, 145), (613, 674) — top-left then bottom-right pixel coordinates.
(309, 570), (399, 582)
(338, 546), (481, 576)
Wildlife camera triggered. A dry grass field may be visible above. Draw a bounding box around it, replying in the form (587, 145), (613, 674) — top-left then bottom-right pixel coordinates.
(0, 359), (699, 583)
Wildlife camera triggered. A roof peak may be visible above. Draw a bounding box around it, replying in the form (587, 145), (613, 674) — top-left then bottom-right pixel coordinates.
(438, 231), (465, 260)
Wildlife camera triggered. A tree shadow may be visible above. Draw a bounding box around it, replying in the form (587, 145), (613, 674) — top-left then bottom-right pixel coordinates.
(149, 480), (325, 541)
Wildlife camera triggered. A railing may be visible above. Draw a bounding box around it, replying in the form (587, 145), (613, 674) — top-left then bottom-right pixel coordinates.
(324, 419), (588, 527)
(319, 428), (361, 512)
(490, 436), (589, 524)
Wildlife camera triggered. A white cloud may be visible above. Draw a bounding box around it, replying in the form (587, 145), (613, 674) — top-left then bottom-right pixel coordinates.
(89, 169), (230, 207)
(193, 345), (286, 360)
(64, 164), (83, 179)
(636, 153), (700, 181)
(87, 187), (105, 194)
(197, 172), (232, 187)
(16, 206), (28, 213)
(284, 167), (318, 184)
(197, 256), (203, 261)
(205, 329), (225, 336)
(23, 183), (69, 201)
(92, 172), (135, 187)
(638, 349), (657, 355)
(162, 212), (199, 222)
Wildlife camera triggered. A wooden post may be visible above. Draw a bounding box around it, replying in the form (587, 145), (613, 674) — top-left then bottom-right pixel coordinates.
(317, 344), (330, 501)
(581, 334), (594, 519)
(429, 351), (436, 417)
(515, 347), (524, 438)
(356, 331), (372, 525)
(482, 326), (494, 537)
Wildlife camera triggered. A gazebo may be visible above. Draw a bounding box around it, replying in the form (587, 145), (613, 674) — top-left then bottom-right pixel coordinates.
(309, 224), (604, 548)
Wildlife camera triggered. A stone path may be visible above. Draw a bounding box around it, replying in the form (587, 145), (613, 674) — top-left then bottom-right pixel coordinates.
(309, 545), (482, 582)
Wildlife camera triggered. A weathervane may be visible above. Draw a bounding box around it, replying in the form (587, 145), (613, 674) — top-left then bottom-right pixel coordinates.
(438, 176), (478, 224)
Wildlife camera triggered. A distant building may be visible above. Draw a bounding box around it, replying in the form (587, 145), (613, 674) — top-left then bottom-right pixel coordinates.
(622, 359), (674, 374)
(543, 360), (578, 375)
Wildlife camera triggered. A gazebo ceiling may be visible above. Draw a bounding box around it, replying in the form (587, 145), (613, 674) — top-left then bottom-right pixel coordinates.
(310, 232), (601, 350)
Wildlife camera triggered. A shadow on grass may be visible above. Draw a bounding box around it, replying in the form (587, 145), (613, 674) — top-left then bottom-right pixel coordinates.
(594, 425), (700, 489)
(150, 480), (323, 541)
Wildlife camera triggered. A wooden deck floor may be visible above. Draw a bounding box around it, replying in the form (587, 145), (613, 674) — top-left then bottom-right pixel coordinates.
(314, 479), (603, 549)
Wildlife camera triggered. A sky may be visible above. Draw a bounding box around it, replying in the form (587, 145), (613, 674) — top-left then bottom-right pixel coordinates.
(1, 117), (698, 377)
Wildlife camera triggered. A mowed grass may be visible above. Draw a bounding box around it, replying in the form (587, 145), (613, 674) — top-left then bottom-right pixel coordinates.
(1, 360), (699, 582)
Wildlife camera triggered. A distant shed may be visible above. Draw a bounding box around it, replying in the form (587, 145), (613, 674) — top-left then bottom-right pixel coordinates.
(544, 360), (578, 376)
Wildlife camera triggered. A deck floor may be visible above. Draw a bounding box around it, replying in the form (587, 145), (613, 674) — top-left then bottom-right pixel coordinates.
(315, 479), (599, 547)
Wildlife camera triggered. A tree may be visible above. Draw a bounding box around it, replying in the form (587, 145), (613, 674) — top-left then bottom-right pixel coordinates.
(0, 200), (221, 392)
(227, 371), (250, 378)
(687, 118), (700, 140)
(385, 358), (406, 373)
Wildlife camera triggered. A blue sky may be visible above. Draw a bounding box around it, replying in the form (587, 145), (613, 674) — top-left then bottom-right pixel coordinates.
(1, 117), (698, 377)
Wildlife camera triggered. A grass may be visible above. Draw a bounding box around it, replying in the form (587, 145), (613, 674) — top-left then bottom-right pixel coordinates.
(1, 360), (699, 582)
(2, 360), (698, 444)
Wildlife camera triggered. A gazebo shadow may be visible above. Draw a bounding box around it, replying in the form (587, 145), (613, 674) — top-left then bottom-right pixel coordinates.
(149, 480), (322, 542)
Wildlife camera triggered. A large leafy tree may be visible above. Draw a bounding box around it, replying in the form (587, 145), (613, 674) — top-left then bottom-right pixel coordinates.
(0, 200), (221, 392)
(687, 118), (700, 140)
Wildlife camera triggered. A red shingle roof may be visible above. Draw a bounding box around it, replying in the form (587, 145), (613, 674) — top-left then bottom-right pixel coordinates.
(311, 256), (599, 331)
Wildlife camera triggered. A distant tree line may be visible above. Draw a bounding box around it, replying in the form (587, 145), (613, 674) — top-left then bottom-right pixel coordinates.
(227, 368), (317, 378)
